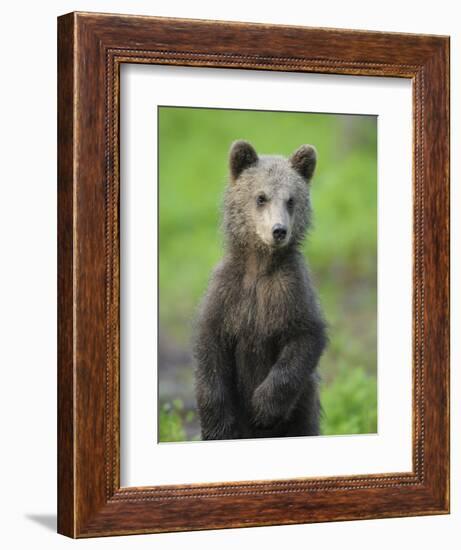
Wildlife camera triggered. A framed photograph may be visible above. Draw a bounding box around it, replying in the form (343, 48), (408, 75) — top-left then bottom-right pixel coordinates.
(57, 12), (450, 537)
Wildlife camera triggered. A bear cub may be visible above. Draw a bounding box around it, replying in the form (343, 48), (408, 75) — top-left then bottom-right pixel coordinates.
(194, 140), (327, 440)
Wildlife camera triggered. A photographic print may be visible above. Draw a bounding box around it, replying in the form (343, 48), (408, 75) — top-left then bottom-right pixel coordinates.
(58, 13), (449, 536)
(158, 106), (377, 442)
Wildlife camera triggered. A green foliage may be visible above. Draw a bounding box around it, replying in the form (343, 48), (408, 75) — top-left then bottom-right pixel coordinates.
(321, 367), (377, 435)
(159, 399), (199, 443)
(158, 106), (377, 439)
(159, 400), (186, 442)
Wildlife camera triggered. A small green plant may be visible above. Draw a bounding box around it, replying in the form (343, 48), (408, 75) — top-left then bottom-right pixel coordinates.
(321, 366), (377, 435)
(159, 399), (187, 442)
(159, 399), (198, 442)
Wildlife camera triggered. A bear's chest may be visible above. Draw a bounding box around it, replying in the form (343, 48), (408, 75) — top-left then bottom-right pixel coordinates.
(224, 270), (295, 340)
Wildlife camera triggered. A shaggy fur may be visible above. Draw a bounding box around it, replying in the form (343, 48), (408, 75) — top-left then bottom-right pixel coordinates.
(194, 140), (327, 440)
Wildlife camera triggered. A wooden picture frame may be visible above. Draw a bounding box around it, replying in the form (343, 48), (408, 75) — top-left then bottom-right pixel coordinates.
(57, 11), (450, 538)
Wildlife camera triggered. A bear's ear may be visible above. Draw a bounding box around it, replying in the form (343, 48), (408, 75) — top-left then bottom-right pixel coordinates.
(290, 144), (317, 182)
(229, 140), (258, 181)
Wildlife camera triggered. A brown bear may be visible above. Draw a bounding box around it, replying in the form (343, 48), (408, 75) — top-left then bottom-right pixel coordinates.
(194, 140), (327, 440)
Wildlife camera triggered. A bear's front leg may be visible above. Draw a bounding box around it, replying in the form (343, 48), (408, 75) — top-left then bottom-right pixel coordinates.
(194, 323), (239, 440)
(251, 327), (326, 429)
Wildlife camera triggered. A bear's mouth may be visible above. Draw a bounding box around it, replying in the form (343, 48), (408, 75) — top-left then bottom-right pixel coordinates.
(254, 225), (291, 250)
(264, 235), (291, 249)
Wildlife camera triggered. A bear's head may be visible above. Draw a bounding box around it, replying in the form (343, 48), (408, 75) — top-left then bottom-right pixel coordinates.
(223, 140), (317, 252)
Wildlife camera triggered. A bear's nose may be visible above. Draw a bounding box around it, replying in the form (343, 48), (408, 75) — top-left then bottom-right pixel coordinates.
(272, 224), (287, 242)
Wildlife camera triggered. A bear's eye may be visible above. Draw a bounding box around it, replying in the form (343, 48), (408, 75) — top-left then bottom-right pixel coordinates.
(256, 194), (267, 206)
(287, 198), (294, 210)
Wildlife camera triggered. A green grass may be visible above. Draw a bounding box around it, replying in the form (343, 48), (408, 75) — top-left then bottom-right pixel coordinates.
(158, 106), (377, 439)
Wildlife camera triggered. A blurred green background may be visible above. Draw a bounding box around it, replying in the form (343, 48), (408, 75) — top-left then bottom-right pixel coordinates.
(158, 106), (377, 442)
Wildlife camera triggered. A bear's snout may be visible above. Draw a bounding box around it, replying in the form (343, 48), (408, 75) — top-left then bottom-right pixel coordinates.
(272, 223), (288, 243)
